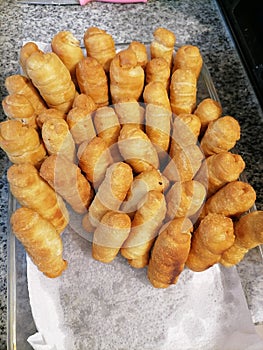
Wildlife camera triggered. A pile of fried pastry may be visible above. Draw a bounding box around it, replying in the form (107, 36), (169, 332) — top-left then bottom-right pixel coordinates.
(1, 27), (263, 288)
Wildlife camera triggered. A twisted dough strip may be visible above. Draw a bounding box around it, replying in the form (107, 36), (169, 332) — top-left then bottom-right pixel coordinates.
(7, 163), (69, 234)
(11, 207), (67, 278)
(26, 51), (76, 114)
(148, 217), (192, 288)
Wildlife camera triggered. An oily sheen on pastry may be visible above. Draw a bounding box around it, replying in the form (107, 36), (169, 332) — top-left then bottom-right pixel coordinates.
(194, 97), (222, 133)
(197, 151), (246, 197)
(41, 117), (76, 163)
(88, 162), (133, 227)
(121, 190), (166, 268)
(66, 96), (97, 145)
(163, 144), (204, 183)
(114, 99), (145, 128)
(170, 68), (197, 115)
(93, 106), (122, 162)
(2, 93), (37, 129)
(121, 167), (165, 217)
(118, 124), (160, 173)
(92, 211), (131, 263)
(36, 108), (66, 129)
(0, 120), (46, 167)
(220, 210), (263, 267)
(93, 107), (121, 148)
(128, 41), (148, 69)
(26, 51), (76, 113)
(146, 57), (171, 91)
(51, 30), (84, 86)
(186, 213), (235, 272)
(76, 57), (109, 108)
(150, 27), (176, 69)
(165, 180), (206, 220)
(148, 217), (192, 288)
(200, 116), (240, 156)
(110, 48), (145, 103)
(84, 26), (116, 72)
(5, 74), (47, 114)
(143, 81), (172, 160)
(40, 154), (93, 214)
(19, 42), (43, 77)
(200, 180), (256, 219)
(173, 45), (203, 78)
(77, 136), (113, 189)
(169, 113), (201, 159)
(11, 207), (67, 278)
(7, 163), (69, 234)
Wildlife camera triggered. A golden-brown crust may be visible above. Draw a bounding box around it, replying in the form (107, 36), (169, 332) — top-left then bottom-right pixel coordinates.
(7, 163), (69, 234)
(84, 26), (116, 72)
(19, 42), (43, 76)
(36, 108), (66, 129)
(93, 106), (122, 162)
(40, 154), (93, 214)
(92, 211), (131, 263)
(220, 210), (263, 266)
(26, 51), (76, 114)
(170, 69), (197, 115)
(41, 118), (76, 163)
(2, 94), (37, 129)
(88, 162), (133, 227)
(77, 136), (113, 189)
(121, 167), (165, 216)
(173, 45), (203, 78)
(118, 124), (159, 173)
(66, 101), (97, 145)
(174, 113), (202, 138)
(51, 31), (84, 86)
(233, 211), (263, 247)
(186, 213), (235, 272)
(72, 93), (95, 110)
(11, 207), (67, 278)
(8, 144), (47, 169)
(93, 106), (121, 148)
(114, 99), (145, 128)
(1, 30), (258, 283)
(194, 98), (222, 133)
(5, 75), (47, 114)
(127, 253), (150, 269)
(143, 82), (172, 160)
(150, 27), (176, 68)
(128, 41), (148, 69)
(219, 244), (247, 268)
(200, 152), (246, 197)
(143, 81), (171, 111)
(148, 218), (192, 288)
(145, 57), (171, 91)
(110, 49), (145, 103)
(169, 113), (201, 158)
(0, 120), (40, 155)
(200, 116), (240, 156)
(121, 190), (166, 266)
(76, 57), (109, 108)
(163, 144), (204, 182)
(200, 180), (256, 218)
(0, 120), (46, 167)
(165, 180), (206, 220)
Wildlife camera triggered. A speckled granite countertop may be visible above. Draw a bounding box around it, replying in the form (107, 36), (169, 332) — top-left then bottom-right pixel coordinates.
(0, 0), (263, 348)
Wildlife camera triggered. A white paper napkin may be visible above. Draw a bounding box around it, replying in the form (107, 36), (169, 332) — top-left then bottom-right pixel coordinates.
(28, 333), (56, 350)
(26, 225), (263, 350)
